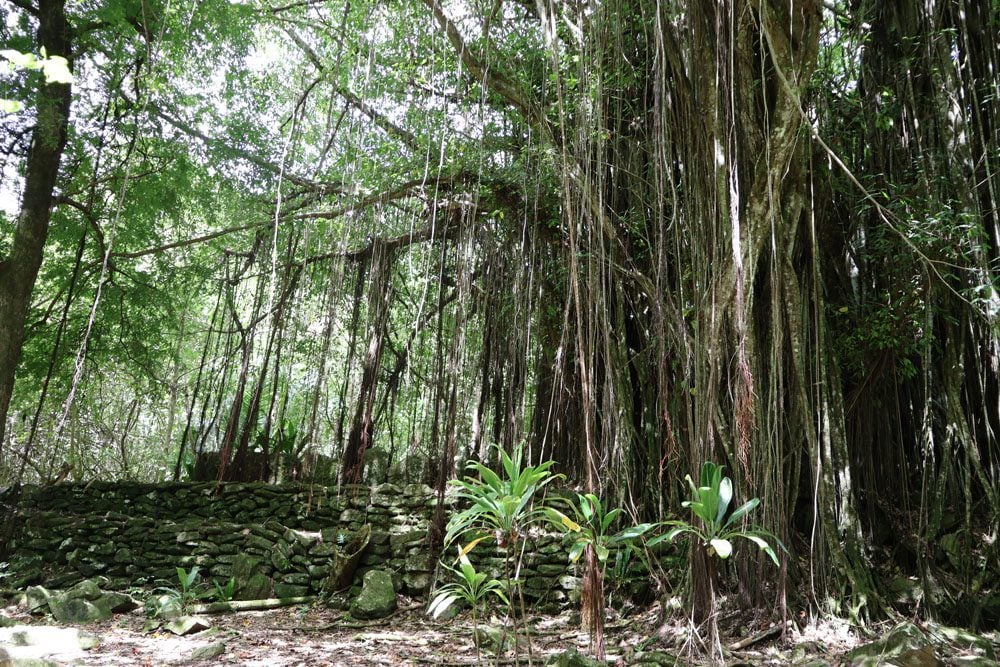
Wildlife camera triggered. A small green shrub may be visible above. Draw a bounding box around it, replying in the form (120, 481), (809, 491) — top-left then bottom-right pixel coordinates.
(444, 443), (563, 551)
(429, 549), (509, 662)
(548, 492), (655, 564)
(547, 493), (654, 659)
(148, 566), (236, 617)
(213, 577), (236, 604)
(650, 461), (785, 660)
(436, 443), (564, 662)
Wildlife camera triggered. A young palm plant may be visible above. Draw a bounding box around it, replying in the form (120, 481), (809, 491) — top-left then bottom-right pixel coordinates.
(649, 462), (783, 661)
(547, 493), (654, 659)
(441, 443), (563, 661)
(428, 550), (509, 663)
(444, 444), (562, 550)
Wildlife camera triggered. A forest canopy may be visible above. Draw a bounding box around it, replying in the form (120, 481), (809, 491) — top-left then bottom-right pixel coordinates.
(1, 0), (998, 628)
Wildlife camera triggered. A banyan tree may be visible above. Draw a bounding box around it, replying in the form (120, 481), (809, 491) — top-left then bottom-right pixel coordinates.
(1, 0), (998, 633)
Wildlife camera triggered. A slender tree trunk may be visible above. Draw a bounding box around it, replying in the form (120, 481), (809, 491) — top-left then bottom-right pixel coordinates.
(335, 261), (367, 453)
(341, 239), (395, 484)
(163, 306), (187, 478)
(174, 290), (222, 480)
(23, 228), (86, 459)
(0, 0), (73, 447)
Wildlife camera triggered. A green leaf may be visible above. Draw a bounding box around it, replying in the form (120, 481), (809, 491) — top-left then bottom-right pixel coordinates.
(684, 500), (711, 525)
(709, 538), (733, 559)
(723, 498), (760, 529)
(744, 530), (787, 563)
(176, 566), (199, 593)
(595, 543), (610, 562)
(684, 474), (699, 499)
(457, 536), (490, 560)
(568, 540), (586, 563)
(491, 588), (510, 606)
(0, 49), (72, 84)
(456, 559), (477, 583)
(613, 522), (654, 541)
(602, 507), (623, 533)
(547, 508), (581, 532)
(716, 477), (732, 524)
(648, 524), (691, 546)
(428, 592), (458, 619)
(700, 461), (721, 489)
(1, 99), (23, 113)
(1, 49), (39, 70)
(579, 494), (596, 522)
(742, 534), (780, 566)
(499, 447), (516, 480)
(477, 465), (502, 492)
(700, 487), (719, 529)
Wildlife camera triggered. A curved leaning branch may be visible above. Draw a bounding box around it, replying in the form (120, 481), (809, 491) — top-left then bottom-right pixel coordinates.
(281, 27), (421, 153)
(147, 103), (346, 193)
(421, 0), (545, 130)
(110, 171), (474, 261)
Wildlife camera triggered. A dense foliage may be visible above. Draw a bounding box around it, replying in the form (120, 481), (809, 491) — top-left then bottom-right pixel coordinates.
(2, 0), (998, 631)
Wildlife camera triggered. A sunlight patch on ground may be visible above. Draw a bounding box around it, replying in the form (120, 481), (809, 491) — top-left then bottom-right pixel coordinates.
(793, 614), (861, 653)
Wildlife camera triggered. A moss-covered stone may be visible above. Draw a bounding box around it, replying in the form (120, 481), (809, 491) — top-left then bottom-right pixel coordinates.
(46, 598), (104, 624)
(402, 572), (432, 595)
(545, 649), (607, 667)
(23, 587), (51, 614)
(270, 541), (293, 572)
(845, 623), (935, 667)
(164, 615), (212, 636)
(272, 583), (309, 598)
(26, 580), (135, 624)
(191, 641), (226, 661)
(0, 482), (584, 608)
(230, 555), (271, 601)
(280, 573), (311, 586)
(145, 594), (184, 620)
(349, 569), (396, 620)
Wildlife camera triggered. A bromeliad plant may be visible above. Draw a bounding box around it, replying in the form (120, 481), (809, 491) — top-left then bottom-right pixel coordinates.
(650, 461), (784, 660)
(213, 576), (236, 604)
(146, 566), (204, 620)
(146, 566), (236, 620)
(161, 566), (204, 609)
(650, 461), (781, 565)
(548, 493), (655, 565)
(444, 444), (563, 551)
(437, 443), (563, 661)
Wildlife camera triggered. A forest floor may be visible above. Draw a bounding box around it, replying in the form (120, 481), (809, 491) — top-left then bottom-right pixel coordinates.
(0, 595), (899, 666)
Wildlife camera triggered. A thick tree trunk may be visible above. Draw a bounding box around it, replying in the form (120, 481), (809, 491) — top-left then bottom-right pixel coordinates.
(0, 0), (73, 448)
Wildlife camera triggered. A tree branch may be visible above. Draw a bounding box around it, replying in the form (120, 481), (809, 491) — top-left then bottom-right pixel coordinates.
(421, 0), (543, 127)
(265, 0), (327, 14)
(53, 194), (106, 257)
(110, 222), (264, 260)
(282, 27), (420, 152)
(146, 103), (344, 193)
(293, 173), (470, 221)
(309, 211), (467, 265)
(6, 0), (38, 16)
(111, 173), (472, 260)
(336, 86), (420, 152)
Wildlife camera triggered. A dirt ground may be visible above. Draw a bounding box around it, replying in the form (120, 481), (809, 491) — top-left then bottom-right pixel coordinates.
(1, 596), (878, 666)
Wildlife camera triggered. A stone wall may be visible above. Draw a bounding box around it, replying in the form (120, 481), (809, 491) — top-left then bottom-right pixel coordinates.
(0, 482), (599, 608)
